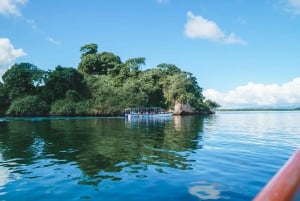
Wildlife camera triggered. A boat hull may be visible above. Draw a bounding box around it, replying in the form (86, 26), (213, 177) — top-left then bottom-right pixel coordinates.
(127, 113), (173, 119)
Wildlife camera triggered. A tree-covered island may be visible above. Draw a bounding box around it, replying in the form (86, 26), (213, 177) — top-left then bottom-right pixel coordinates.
(0, 43), (217, 116)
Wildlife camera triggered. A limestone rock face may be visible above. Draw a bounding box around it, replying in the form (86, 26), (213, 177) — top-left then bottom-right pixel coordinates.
(173, 103), (193, 115)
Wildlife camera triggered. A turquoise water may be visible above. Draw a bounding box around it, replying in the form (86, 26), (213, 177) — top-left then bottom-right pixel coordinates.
(0, 111), (299, 200)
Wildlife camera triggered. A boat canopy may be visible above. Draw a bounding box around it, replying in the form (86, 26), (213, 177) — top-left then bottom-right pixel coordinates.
(125, 107), (168, 114)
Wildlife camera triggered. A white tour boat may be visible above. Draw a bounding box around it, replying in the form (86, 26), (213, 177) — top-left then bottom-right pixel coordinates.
(125, 107), (172, 119)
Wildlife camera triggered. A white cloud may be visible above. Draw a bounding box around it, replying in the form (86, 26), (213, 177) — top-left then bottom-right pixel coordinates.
(285, 0), (300, 14)
(0, 0), (37, 31)
(184, 11), (247, 45)
(224, 33), (247, 45)
(0, 38), (26, 79)
(0, 0), (28, 16)
(203, 78), (300, 108)
(0, 38), (26, 65)
(185, 12), (225, 41)
(46, 37), (61, 46)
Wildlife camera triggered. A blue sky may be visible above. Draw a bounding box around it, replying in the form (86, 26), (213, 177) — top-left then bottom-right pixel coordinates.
(1, 0), (300, 108)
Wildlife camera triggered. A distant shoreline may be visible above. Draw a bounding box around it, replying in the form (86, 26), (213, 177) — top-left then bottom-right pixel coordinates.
(217, 108), (300, 112)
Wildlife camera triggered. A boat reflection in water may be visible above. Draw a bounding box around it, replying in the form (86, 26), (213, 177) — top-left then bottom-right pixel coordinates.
(125, 113), (173, 127)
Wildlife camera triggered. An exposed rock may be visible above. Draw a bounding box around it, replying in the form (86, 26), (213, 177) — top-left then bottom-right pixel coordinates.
(173, 103), (193, 115)
(173, 102), (215, 115)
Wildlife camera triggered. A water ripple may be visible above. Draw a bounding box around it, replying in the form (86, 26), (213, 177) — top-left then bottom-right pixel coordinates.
(0, 112), (299, 200)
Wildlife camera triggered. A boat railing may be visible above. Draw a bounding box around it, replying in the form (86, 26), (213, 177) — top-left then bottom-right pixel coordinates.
(253, 149), (300, 201)
(124, 107), (170, 115)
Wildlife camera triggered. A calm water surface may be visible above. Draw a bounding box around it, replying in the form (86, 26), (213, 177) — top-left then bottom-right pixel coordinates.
(0, 111), (299, 201)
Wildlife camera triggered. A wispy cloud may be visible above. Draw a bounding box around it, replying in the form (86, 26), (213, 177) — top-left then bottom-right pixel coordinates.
(0, 0), (28, 16)
(1, 1), (58, 45)
(0, 0), (38, 32)
(204, 78), (300, 108)
(0, 38), (27, 79)
(224, 33), (247, 45)
(285, 0), (300, 14)
(184, 11), (247, 45)
(46, 37), (61, 46)
(25, 18), (37, 30)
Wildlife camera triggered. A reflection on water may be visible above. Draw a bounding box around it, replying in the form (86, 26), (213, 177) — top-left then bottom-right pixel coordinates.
(0, 116), (205, 188)
(0, 112), (300, 200)
(125, 115), (173, 126)
(189, 181), (224, 200)
(0, 153), (10, 193)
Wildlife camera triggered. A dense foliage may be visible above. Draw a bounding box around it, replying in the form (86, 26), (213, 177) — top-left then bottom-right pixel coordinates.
(0, 43), (213, 116)
(2, 63), (45, 101)
(6, 95), (49, 116)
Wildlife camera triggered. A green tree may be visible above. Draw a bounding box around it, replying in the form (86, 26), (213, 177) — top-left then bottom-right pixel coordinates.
(98, 52), (122, 75)
(85, 75), (121, 114)
(85, 75), (148, 114)
(120, 80), (148, 108)
(0, 43), (210, 116)
(112, 63), (130, 86)
(160, 71), (205, 110)
(6, 95), (49, 116)
(50, 90), (92, 116)
(0, 83), (9, 115)
(162, 73), (187, 106)
(125, 57), (145, 77)
(78, 53), (102, 74)
(157, 63), (181, 76)
(78, 46), (122, 75)
(80, 43), (98, 57)
(2, 63), (45, 101)
(205, 99), (221, 110)
(43, 66), (85, 102)
(139, 69), (165, 107)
